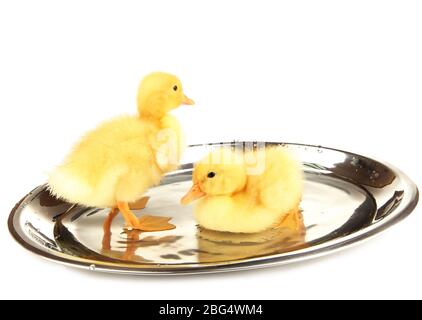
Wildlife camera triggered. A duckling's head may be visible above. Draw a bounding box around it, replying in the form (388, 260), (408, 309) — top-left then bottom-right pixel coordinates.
(137, 72), (194, 118)
(181, 149), (247, 204)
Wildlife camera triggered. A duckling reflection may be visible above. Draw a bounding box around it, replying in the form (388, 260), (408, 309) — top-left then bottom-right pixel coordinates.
(101, 209), (182, 262)
(196, 208), (308, 263)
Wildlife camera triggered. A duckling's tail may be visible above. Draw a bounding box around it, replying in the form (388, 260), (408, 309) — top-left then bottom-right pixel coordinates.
(47, 165), (125, 208)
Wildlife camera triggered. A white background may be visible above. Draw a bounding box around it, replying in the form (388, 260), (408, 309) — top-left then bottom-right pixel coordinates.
(0, 1), (421, 300)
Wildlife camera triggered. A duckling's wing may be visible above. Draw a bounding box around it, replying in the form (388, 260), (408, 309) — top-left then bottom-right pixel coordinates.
(257, 148), (303, 212)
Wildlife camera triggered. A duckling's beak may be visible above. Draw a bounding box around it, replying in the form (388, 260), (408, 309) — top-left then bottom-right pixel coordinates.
(182, 94), (195, 105)
(181, 183), (205, 205)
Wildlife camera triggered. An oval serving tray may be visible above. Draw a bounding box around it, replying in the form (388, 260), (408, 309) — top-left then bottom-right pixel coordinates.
(8, 142), (419, 275)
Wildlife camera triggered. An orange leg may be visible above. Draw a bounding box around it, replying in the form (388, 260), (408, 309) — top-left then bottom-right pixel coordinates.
(103, 207), (119, 232)
(116, 201), (176, 232)
(117, 201), (139, 227)
(102, 207), (119, 251)
(129, 196), (150, 210)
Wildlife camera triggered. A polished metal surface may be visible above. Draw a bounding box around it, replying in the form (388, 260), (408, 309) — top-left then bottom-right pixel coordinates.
(8, 142), (419, 275)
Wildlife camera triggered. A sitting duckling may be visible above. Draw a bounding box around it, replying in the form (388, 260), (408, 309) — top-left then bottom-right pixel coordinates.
(48, 72), (194, 231)
(181, 147), (303, 233)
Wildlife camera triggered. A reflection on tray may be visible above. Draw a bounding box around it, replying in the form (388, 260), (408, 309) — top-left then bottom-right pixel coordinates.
(100, 211), (182, 262)
(196, 208), (307, 263)
(100, 208), (307, 263)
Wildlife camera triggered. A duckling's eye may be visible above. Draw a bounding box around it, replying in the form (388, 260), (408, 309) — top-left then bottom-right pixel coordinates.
(173, 85), (178, 91)
(207, 172), (216, 178)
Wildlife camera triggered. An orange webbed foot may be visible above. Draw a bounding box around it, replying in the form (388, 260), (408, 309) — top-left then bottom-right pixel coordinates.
(117, 200), (176, 232)
(130, 215), (176, 232)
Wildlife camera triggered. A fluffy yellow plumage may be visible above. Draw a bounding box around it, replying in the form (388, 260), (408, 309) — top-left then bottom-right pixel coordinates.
(48, 72), (194, 230)
(181, 147), (303, 233)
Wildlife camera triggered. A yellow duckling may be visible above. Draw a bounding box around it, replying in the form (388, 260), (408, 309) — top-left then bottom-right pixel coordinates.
(181, 147), (303, 233)
(48, 72), (194, 231)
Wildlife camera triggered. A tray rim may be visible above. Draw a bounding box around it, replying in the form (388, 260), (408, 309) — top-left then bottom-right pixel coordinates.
(8, 142), (419, 275)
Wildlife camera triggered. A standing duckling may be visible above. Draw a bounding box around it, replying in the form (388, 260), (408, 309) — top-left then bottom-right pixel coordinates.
(181, 147), (303, 233)
(48, 72), (194, 231)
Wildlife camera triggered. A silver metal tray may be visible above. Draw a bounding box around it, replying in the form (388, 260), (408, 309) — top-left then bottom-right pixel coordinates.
(8, 142), (419, 275)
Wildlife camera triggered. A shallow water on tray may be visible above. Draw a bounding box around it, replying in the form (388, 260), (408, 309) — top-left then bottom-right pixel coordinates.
(59, 172), (375, 265)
